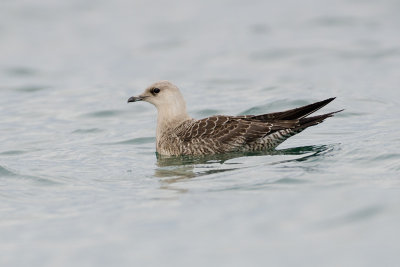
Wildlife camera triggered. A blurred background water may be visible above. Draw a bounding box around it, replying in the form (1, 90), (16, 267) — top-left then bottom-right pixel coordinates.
(1, 0), (400, 266)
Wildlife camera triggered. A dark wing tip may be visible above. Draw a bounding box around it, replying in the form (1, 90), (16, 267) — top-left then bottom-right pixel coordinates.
(297, 108), (343, 129)
(247, 97), (339, 122)
(319, 97), (336, 106)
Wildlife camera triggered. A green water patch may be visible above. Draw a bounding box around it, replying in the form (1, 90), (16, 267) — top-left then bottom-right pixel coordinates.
(195, 109), (221, 117)
(15, 85), (50, 92)
(0, 150), (27, 156)
(72, 128), (103, 134)
(4, 67), (37, 76)
(0, 165), (60, 185)
(238, 105), (266, 115)
(265, 99), (310, 112)
(84, 110), (125, 118)
(260, 85), (278, 92)
(317, 205), (384, 229)
(238, 99), (311, 115)
(273, 177), (309, 184)
(101, 137), (155, 145)
(0, 165), (17, 177)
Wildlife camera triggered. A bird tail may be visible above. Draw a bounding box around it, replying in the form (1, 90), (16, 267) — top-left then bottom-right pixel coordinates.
(251, 97), (337, 121)
(262, 109), (343, 149)
(295, 109), (344, 131)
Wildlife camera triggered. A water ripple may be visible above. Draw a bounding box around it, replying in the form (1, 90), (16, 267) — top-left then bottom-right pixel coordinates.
(0, 165), (59, 185)
(15, 85), (50, 92)
(0, 150), (27, 156)
(239, 99), (310, 115)
(195, 109), (221, 117)
(316, 205), (384, 229)
(72, 128), (103, 134)
(83, 110), (125, 118)
(4, 67), (37, 76)
(0, 165), (17, 177)
(273, 177), (309, 184)
(100, 137), (155, 145)
(154, 144), (335, 185)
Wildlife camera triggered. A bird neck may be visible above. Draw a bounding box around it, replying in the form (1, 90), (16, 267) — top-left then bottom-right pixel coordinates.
(156, 103), (191, 140)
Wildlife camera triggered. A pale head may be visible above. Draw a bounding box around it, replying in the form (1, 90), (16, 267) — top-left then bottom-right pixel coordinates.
(127, 81), (190, 126)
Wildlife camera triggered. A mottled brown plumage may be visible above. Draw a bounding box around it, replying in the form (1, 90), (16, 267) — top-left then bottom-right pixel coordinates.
(128, 81), (342, 156)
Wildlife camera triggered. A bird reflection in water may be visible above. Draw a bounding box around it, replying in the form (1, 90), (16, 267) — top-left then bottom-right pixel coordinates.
(154, 144), (335, 190)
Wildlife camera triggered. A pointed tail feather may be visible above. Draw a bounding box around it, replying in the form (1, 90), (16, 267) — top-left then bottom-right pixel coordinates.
(295, 109), (344, 131)
(250, 97), (337, 121)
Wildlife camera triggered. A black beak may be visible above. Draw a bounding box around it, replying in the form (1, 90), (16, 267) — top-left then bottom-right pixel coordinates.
(127, 96), (145, 103)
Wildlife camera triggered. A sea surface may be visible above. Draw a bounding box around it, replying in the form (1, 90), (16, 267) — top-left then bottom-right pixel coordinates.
(1, 0), (400, 266)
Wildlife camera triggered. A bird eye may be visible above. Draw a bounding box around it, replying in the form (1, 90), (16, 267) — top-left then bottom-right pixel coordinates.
(152, 88), (160, 94)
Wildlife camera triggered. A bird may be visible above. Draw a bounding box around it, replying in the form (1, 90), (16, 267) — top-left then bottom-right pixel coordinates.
(127, 81), (342, 156)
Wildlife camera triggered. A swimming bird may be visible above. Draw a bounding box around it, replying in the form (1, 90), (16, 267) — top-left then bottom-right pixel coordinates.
(128, 81), (342, 156)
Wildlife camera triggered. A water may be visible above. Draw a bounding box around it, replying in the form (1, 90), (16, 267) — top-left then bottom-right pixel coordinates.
(1, 0), (400, 266)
